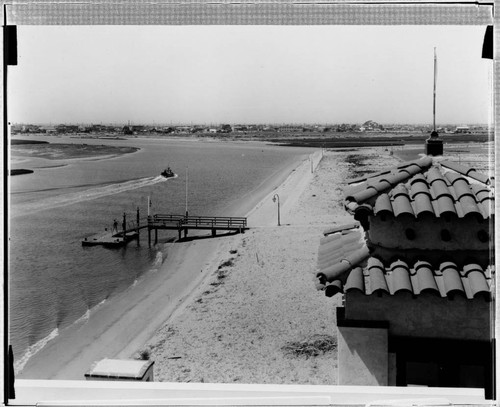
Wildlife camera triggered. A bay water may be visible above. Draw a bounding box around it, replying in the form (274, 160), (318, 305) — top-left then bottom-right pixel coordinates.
(9, 135), (312, 374)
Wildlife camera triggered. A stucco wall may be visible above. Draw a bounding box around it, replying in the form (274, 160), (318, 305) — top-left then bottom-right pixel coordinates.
(337, 326), (388, 386)
(368, 215), (491, 252)
(345, 291), (490, 341)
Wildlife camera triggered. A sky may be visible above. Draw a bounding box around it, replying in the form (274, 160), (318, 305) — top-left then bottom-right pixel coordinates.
(8, 25), (493, 126)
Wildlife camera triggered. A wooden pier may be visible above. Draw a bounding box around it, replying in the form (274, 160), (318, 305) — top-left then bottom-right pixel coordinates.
(148, 214), (248, 245)
(82, 210), (248, 247)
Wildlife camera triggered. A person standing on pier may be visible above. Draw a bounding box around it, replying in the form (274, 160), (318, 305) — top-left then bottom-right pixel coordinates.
(112, 219), (118, 234)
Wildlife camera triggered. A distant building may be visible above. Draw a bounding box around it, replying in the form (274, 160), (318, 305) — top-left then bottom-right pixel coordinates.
(278, 125), (304, 132)
(455, 126), (471, 134)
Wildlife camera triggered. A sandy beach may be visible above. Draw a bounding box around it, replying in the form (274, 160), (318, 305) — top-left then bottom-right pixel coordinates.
(17, 145), (401, 383)
(142, 147), (403, 384)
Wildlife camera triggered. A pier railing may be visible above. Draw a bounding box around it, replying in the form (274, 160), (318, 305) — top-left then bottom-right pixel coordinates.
(147, 214), (248, 244)
(149, 214), (247, 229)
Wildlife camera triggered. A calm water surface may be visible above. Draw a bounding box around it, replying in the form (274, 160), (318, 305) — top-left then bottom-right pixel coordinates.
(9, 135), (312, 372)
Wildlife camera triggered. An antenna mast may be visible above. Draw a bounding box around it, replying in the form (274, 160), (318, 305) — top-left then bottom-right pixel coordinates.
(433, 47), (437, 132)
(185, 166), (189, 217)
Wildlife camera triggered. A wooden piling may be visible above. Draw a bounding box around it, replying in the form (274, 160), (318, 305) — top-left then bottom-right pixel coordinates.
(122, 213), (126, 240)
(147, 215), (152, 247)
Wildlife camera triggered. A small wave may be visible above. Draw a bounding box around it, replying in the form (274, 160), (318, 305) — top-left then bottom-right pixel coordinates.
(73, 299), (107, 327)
(14, 176), (172, 216)
(153, 251), (163, 267)
(74, 309), (91, 326)
(14, 328), (59, 374)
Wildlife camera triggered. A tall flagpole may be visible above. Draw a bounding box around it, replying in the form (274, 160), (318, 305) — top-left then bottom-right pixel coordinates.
(433, 47), (437, 132)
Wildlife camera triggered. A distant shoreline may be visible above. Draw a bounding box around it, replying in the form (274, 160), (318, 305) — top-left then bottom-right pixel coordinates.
(12, 130), (492, 149)
(11, 140), (140, 161)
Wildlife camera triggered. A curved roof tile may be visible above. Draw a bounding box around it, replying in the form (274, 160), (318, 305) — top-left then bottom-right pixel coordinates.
(393, 194), (414, 217)
(435, 195), (457, 217)
(411, 263), (439, 295)
(457, 194), (481, 217)
(462, 263), (484, 276)
(374, 193), (393, 215)
(443, 171), (463, 184)
(471, 183), (491, 200)
(344, 267), (365, 293)
(479, 200), (493, 218)
(430, 179), (452, 200)
(349, 186), (380, 204)
(325, 280), (343, 297)
(409, 179), (431, 198)
(440, 263), (465, 296)
(388, 261), (413, 294)
(413, 193), (434, 217)
(448, 178), (474, 200)
(427, 167), (447, 184)
(467, 271), (490, 298)
(475, 189), (493, 203)
(366, 267), (389, 295)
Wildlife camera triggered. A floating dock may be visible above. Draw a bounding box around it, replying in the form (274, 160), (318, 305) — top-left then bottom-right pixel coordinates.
(82, 230), (139, 247)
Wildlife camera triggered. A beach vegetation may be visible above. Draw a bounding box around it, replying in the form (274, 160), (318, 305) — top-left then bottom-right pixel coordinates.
(281, 334), (337, 358)
(136, 347), (151, 360)
(218, 258), (234, 269)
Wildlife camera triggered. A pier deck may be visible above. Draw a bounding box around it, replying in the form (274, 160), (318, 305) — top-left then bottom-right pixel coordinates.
(82, 212), (248, 248)
(148, 214), (248, 243)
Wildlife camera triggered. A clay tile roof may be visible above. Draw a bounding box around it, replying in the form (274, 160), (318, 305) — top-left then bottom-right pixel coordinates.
(344, 157), (494, 221)
(316, 240), (492, 300)
(344, 157), (433, 205)
(316, 225), (369, 287)
(440, 161), (493, 185)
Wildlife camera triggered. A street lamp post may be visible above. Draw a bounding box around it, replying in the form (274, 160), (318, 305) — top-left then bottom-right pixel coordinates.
(272, 193), (281, 226)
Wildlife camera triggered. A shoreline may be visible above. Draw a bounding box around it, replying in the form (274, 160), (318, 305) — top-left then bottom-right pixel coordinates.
(16, 147), (319, 380)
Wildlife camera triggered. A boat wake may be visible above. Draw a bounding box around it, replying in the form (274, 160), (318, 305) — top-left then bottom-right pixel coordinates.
(14, 175), (172, 216)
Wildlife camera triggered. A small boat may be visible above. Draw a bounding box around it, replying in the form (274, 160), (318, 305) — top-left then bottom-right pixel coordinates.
(161, 166), (175, 178)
